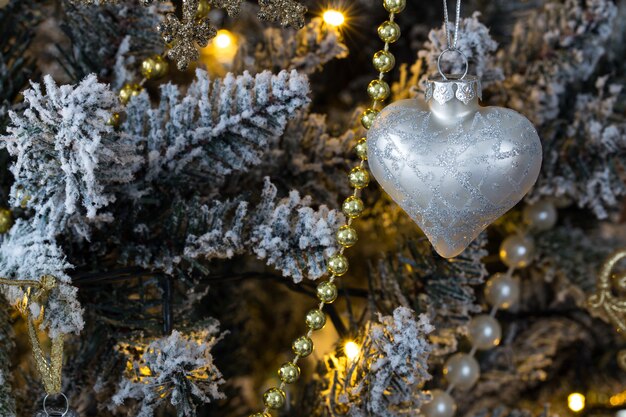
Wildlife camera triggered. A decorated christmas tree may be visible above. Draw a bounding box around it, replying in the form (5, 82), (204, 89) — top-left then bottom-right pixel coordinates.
(1, 0), (626, 416)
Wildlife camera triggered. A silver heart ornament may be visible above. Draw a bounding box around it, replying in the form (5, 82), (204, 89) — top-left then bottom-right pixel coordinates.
(367, 76), (542, 258)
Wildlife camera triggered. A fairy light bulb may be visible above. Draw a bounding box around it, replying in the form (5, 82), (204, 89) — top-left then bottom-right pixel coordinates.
(202, 29), (238, 66)
(344, 341), (360, 361)
(323, 9), (345, 27)
(214, 30), (234, 49)
(568, 393), (585, 412)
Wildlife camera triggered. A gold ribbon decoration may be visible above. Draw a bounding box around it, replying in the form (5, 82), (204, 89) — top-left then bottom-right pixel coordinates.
(588, 249), (626, 370)
(0, 274), (65, 394)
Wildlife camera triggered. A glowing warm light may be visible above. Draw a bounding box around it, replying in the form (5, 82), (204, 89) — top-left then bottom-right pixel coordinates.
(323, 9), (345, 27)
(568, 393), (586, 412)
(202, 29), (239, 66)
(611, 391), (626, 407)
(344, 341), (360, 361)
(214, 30), (234, 49)
(139, 365), (152, 377)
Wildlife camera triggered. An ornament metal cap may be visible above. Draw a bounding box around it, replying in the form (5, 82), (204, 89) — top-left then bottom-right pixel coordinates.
(424, 75), (482, 106)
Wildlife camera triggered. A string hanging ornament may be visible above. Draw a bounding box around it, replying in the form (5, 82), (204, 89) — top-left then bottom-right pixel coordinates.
(366, 0), (543, 258)
(0, 275), (77, 416)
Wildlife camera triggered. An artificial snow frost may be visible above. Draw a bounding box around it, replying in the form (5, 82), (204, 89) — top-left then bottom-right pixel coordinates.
(534, 76), (626, 218)
(249, 17), (349, 75)
(61, 0), (167, 87)
(346, 307), (433, 417)
(502, 0), (616, 126)
(184, 178), (344, 282)
(112, 325), (225, 417)
(1, 74), (141, 239)
(248, 177), (342, 282)
(123, 68), (310, 186)
(316, 307), (434, 417)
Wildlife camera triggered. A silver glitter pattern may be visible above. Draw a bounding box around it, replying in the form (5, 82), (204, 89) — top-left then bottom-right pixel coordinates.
(366, 97), (542, 258)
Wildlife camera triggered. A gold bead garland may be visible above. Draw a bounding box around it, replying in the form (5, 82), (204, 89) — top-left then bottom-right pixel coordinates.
(354, 139), (368, 160)
(372, 50), (395, 73)
(251, 0), (405, 414)
(336, 225), (358, 248)
(378, 21), (401, 43)
(305, 309), (326, 330)
(278, 362), (300, 383)
(140, 55), (169, 80)
(342, 196), (365, 218)
(367, 79), (391, 101)
(118, 83), (143, 105)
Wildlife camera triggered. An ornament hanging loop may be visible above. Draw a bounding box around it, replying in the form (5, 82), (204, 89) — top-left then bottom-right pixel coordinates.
(438, 0), (466, 80)
(42, 393), (69, 417)
(437, 48), (468, 80)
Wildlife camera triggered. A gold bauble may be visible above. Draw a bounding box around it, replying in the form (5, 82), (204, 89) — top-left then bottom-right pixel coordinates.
(106, 112), (121, 128)
(336, 225), (358, 248)
(0, 208), (13, 234)
(328, 253), (349, 276)
(278, 362), (301, 384)
(354, 138), (368, 160)
(349, 166), (370, 189)
(141, 57), (157, 79)
(292, 336), (314, 357)
(153, 56), (169, 78)
(342, 196), (364, 218)
(367, 79), (391, 101)
(317, 281), (338, 303)
(119, 84), (142, 105)
(142, 55), (169, 79)
(305, 309), (326, 330)
(378, 21), (401, 43)
(373, 50), (395, 73)
(361, 108), (379, 129)
(383, 0), (406, 13)
(263, 387), (286, 409)
(196, 0), (211, 18)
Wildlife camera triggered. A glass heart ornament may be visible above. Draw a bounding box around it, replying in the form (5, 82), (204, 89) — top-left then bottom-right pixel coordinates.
(366, 74), (542, 258)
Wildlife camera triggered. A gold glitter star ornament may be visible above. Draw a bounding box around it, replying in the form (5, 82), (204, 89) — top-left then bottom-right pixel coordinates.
(209, 0), (307, 28)
(157, 0), (217, 71)
(258, 0), (307, 28)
